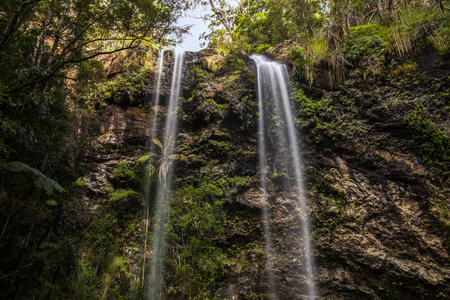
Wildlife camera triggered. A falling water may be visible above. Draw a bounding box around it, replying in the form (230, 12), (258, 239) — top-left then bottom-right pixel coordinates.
(142, 50), (165, 284)
(149, 49), (165, 138)
(251, 55), (316, 299)
(143, 49), (166, 201)
(255, 56), (279, 300)
(148, 50), (185, 299)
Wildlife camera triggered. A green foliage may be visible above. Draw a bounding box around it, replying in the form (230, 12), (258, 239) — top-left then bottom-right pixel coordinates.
(0, 0), (187, 94)
(346, 24), (387, 58)
(290, 45), (307, 80)
(293, 84), (324, 119)
(137, 153), (154, 164)
(165, 181), (227, 298)
(109, 189), (140, 202)
(206, 28), (233, 55)
(113, 162), (137, 181)
(345, 24), (389, 77)
(75, 178), (88, 186)
(404, 107), (450, 165)
(206, 98), (229, 110)
(77, 60), (105, 84)
(204, 0), (327, 53)
(429, 13), (450, 55)
(0, 176), (78, 299)
(99, 63), (152, 108)
(0, 161), (65, 195)
(112, 162), (142, 190)
(0, 0), (190, 298)
(72, 156), (147, 298)
(231, 1), (274, 53)
(46, 199), (59, 206)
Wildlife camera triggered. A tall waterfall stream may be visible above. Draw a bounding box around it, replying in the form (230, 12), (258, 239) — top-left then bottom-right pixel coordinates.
(252, 55), (316, 299)
(148, 51), (185, 299)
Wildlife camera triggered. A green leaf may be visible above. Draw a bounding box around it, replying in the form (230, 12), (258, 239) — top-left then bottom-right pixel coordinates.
(0, 161), (65, 194)
(138, 153), (153, 164)
(75, 178), (87, 186)
(109, 189), (140, 202)
(46, 199), (59, 206)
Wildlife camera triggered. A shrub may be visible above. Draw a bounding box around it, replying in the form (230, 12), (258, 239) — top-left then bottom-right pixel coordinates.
(165, 181), (227, 298)
(293, 83), (324, 119)
(404, 107), (450, 165)
(345, 24), (389, 77)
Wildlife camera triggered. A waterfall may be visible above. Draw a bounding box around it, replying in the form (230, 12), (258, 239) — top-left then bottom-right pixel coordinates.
(251, 55), (316, 299)
(150, 49), (165, 136)
(255, 56), (279, 300)
(143, 49), (165, 203)
(148, 50), (185, 299)
(142, 49), (165, 285)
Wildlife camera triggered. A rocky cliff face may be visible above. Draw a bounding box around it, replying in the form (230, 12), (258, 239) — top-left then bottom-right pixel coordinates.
(79, 48), (449, 299)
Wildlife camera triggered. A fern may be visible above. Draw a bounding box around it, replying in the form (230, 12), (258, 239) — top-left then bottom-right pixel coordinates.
(0, 161), (65, 194)
(138, 153), (153, 164)
(138, 152), (158, 165)
(109, 189), (140, 202)
(78, 259), (93, 276)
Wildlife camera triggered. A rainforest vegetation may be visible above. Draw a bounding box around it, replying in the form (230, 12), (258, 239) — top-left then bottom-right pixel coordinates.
(0, 0), (449, 299)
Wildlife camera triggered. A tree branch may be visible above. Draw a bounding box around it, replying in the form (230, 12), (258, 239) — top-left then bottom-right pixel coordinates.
(0, 0), (44, 52)
(11, 39), (143, 93)
(208, 0), (233, 35)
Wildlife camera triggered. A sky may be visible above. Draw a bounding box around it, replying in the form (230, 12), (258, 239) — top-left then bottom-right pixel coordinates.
(175, 5), (213, 51)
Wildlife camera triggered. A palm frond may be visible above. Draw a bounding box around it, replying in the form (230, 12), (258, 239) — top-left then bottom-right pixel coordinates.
(0, 161), (65, 194)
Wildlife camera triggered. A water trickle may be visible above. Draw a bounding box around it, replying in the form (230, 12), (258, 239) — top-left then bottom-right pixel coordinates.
(148, 50), (185, 299)
(251, 55), (316, 299)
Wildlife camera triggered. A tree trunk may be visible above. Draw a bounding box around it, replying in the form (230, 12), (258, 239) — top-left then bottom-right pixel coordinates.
(0, 0), (42, 52)
(208, 0), (233, 36)
(32, 3), (55, 67)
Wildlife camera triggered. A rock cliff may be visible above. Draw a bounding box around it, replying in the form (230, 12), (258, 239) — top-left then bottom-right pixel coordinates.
(79, 47), (449, 299)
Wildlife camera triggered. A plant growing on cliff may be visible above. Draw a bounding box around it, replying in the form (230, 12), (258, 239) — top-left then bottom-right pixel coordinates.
(344, 24), (389, 78)
(165, 181), (227, 299)
(404, 107), (450, 168)
(293, 84), (325, 119)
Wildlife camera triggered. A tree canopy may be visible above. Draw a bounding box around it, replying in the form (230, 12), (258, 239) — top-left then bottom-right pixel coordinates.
(200, 0), (450, 54)
(0, 1), (190, 297)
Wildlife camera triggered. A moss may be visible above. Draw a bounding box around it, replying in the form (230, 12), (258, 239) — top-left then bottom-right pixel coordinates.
(391, 62), (418, 77)
(99, 63), (151, 108)
(206, 98), (229, 111)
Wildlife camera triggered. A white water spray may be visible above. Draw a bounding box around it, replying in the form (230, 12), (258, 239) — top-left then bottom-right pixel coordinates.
(251, 55), (316, 299)
(148, 50), (185, 299)
(142, 49), (165, 285)
(255, 57), (280, 300)
(144, 49), (165, 199)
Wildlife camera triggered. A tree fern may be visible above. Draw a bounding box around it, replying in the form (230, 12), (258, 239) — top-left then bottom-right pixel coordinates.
(0, 161), (65, 194)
